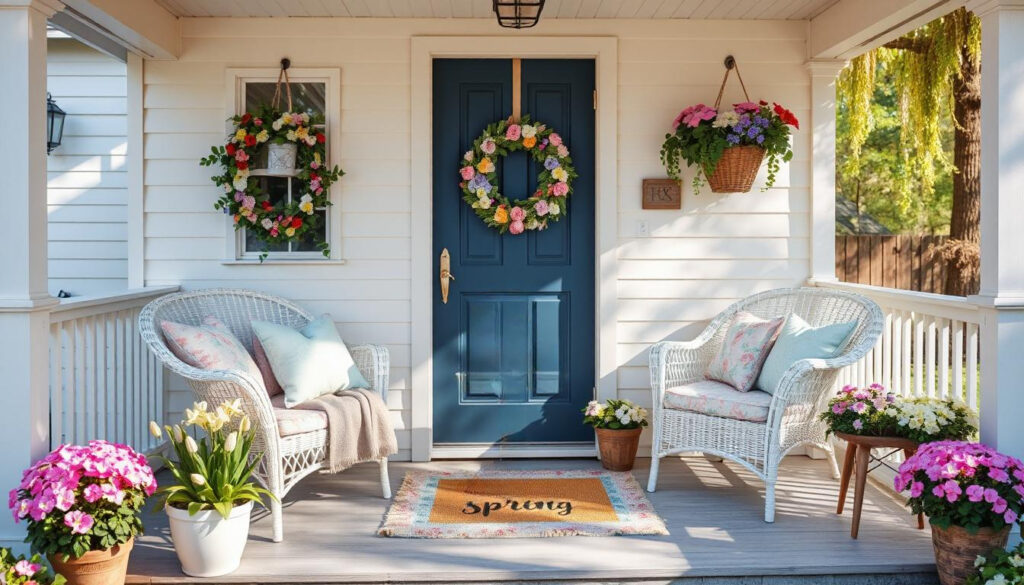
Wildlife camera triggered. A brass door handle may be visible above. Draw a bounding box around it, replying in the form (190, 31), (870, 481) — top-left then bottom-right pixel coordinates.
(440, 248), (455, 304)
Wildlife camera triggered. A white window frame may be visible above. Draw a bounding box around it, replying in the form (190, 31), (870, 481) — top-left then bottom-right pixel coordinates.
(223, 67), (342, 262)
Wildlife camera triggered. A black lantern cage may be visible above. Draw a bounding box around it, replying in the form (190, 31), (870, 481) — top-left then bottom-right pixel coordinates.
(492, 0), (545, 29)
(47, 93), (66, 155)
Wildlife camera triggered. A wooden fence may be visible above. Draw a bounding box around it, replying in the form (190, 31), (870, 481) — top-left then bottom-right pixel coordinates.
(835, 235), (948, 294)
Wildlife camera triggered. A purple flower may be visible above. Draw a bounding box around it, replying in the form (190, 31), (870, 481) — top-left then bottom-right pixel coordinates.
(756, 134), (765, 144)
(726, 134), (741, 144)
(544, 157), (560, 170)
(852, 419), (863, 430)
(468, 174), (491, 193)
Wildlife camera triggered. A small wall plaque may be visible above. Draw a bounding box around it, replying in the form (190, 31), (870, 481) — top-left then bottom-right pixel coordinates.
(642, 179), (682, 210)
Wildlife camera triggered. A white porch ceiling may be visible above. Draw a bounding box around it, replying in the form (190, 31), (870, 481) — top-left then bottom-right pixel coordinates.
(153, 0), (840, 20)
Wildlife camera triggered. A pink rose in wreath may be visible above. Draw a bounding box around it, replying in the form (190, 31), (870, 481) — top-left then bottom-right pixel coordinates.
(505, 124), (521, 141)
(509, 206), (525, 222)
(509, 220), (525, 235)
(460, 166), (475, 181)
(551, 182), (569, 197)
(548, 133), (562, 146)
(534, 200), (549, 216)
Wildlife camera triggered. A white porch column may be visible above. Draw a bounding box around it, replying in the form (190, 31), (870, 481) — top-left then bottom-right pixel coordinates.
(806, 60), (847, 284)
(0, 0), (62, 547)
(967, 0), (1024, 460)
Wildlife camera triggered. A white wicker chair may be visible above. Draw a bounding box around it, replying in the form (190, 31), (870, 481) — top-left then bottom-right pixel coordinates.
(138, 288), (392, 542)
(646, 287), (883, 522)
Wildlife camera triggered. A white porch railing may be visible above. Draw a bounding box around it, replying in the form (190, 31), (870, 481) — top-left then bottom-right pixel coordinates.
(48, 286), (178, 452)
(815, 281), (982, 414)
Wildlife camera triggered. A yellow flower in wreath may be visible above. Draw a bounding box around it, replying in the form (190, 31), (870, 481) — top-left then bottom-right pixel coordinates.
(493, 206), (509, 224)
(552, 167), (568, 182)
(476, 157), (495, 174)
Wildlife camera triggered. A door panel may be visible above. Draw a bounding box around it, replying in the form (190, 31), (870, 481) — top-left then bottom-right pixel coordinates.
(432, 58), (595, 445)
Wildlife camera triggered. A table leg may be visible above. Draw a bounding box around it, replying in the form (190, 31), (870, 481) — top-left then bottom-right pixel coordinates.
(851, 444), (871, 540)
(837, 443), (857, 515)
(903, 447), (925, 530)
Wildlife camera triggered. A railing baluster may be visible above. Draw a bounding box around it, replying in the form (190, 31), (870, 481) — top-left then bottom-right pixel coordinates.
(902, 310), (912, 397)
(953, 320), (964, 404)
(921, 315), (929, 397)
(939, 318), (950, 400)
(967, 322), (979, 411)
(926, 316), (937, 398)
(882, 310), (892, 390)
(892, 311), (903, 394)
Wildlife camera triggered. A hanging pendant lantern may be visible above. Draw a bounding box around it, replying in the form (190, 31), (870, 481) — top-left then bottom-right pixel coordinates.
(47, 93), (66, 155)
(492, 0), (545, 29)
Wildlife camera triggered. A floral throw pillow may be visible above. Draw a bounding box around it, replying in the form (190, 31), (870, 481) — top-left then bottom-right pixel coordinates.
(160, 318), (264, 389)
(705, 311), (785, 392)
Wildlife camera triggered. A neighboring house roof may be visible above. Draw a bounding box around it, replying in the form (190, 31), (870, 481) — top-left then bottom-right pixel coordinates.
(835, 196), (892, 235)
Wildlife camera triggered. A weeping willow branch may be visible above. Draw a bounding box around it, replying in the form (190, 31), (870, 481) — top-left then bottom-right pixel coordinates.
(838, 8), (980, 204)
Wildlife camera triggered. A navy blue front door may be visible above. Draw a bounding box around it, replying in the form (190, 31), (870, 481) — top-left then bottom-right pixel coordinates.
(432, 59), (595, 445)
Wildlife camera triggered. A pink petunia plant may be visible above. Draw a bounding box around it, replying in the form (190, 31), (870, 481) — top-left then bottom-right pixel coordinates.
(0, 548), (65, 585)
(8, 440), (156, 561)
(895, 441), (1024, 531)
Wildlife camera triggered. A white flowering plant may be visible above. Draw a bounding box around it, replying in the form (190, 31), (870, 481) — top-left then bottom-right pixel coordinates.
(151, 400), (274, 519)
(820, 384), (976, 442)
(967, 542), (1024, 585)
(582, 399), (649, 430)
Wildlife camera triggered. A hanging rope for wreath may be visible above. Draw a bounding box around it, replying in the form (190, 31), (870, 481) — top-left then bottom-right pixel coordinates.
(460, 115), (576, 234)
(200, 58), (344, 260)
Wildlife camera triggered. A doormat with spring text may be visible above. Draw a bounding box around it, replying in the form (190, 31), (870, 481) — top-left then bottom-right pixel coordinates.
(377, 469), (668, 538)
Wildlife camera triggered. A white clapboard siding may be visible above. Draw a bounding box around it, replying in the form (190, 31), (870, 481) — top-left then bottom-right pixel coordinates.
(48, 38), (129, 296)
(144, 18), (812, 458)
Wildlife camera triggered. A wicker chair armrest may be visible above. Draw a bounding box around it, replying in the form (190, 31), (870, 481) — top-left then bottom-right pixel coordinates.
(350, 344), (389, 403)
(648, 340), (715, 408)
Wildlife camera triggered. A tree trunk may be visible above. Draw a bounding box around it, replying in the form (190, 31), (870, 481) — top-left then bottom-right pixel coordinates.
(945, 32), (982, 297)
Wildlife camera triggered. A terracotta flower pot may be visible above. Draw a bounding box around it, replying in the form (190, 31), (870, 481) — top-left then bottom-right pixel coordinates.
(596, 427), (643, 471)
(49, 537), (133, 585)
(930, 522), (1011, 585)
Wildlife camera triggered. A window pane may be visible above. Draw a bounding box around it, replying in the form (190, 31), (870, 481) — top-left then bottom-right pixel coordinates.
(294, 210), (328, 252)
(243, 177), (289, 253)
(245, 82), (325, 117)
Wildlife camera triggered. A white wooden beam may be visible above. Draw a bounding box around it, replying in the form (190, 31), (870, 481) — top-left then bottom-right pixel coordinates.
(806, 59), (846, 284)
(60, 0), (179, 59)
(0, 0), (62, 549)
(810, 0), (966, 59)
(967, 0), (1024, 461)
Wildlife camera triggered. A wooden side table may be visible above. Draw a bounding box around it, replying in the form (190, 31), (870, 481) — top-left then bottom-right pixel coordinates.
(835, 432), (924, 539)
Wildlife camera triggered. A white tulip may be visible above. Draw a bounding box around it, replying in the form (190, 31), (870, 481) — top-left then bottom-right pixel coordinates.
(190, 473), (206, 486)
(224, 432), (238, 453)
(149, 421), (162, 439)
(172, 425), (183, 443)
(185, 435), (198, 454)
(240, 415), (251, 433)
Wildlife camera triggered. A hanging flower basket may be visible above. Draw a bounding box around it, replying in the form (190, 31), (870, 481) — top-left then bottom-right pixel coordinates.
(704, 145), (765, 193)
(661, 56), (798, 195)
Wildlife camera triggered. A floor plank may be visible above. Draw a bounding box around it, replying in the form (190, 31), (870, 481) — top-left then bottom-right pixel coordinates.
(127, 457), (939, 583)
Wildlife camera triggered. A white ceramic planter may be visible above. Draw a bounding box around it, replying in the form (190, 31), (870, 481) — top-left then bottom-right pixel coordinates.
(167, 501), (253, 577)
(266, 142), (297, 174)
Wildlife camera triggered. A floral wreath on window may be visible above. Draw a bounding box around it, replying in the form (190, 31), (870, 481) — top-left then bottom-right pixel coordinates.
(201, 105), (344, 259)
(459, 115), (576, 234)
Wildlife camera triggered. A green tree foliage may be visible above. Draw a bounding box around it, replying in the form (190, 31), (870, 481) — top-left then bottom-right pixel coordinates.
(836, 63), (952, 234)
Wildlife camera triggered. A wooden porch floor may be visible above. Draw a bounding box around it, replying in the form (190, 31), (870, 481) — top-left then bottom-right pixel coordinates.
(127, 457), (938, 584)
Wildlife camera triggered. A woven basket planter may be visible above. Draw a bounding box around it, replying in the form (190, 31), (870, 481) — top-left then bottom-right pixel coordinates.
(930, 522), (1011, 585)
(704, 145), (765, 193)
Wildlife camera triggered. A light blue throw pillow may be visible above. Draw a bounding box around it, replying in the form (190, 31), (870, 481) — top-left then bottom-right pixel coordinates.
(756, 314), (856, 395)
(251, 315), (370, 408)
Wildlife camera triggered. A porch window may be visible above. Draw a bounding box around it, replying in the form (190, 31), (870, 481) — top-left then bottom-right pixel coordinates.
(226, 69), (341, 261)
